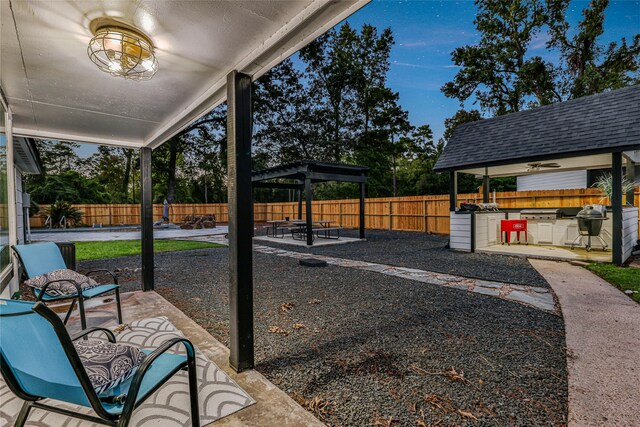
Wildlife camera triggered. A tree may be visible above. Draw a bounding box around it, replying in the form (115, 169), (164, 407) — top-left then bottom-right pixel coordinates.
(442, 0), (559, 115)
(36, 140), (82, 175)
(546, 0), (640, 99)
(28, 170), (111, 204)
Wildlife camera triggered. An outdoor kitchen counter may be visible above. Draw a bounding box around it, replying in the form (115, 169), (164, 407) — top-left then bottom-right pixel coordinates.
(505, 215), (612, 247)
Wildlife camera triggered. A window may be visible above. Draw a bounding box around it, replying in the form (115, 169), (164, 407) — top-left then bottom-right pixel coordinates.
(0, 102), (10, 281)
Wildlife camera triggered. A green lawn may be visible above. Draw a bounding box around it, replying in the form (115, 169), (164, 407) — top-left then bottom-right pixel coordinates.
(75, 240), (223, 261)
(587, 263), (640, 303)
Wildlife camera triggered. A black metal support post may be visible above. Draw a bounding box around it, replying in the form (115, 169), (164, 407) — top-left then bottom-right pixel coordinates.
(449, 171), (458, 211)
(297, 188), (303, 220)
(305, 176), (313, 245)
(483, 168), (490, 203)
(625, 159), (636, 205)
(611, 152), (623, 265)
(140, 147), (154, 291)
(359, 181), (366, 239)
(227, 70), (254, 372)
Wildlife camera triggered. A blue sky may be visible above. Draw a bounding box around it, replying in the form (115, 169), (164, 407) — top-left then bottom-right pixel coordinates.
(325, 0), (640, 142)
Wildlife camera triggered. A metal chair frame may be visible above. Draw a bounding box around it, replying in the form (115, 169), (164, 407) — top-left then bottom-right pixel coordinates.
(12, 244), (123, 330)
(0, 301), (200, 427)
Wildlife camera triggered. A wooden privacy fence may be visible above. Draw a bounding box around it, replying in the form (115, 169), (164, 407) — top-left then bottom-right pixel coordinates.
(31, 188), (639, 236)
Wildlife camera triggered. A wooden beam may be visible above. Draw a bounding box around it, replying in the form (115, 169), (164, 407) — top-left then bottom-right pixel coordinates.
(140, 147), (154, 291)
(626, 159), (636, 205)
(359, 181), (366, 239)
(251, 182), (303, 190)
(227, 71), (254, 372)
(483, 168), (490, 203)
(611, 152), (623, 265)
(307, 172), (367, 183)
(449, 171), (458, 211)
(305, 176), (313, 246)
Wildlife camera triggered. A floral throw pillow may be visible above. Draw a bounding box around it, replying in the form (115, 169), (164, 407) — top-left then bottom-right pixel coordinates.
(24, 269), (99, 297)
(74, 339), (147, 394)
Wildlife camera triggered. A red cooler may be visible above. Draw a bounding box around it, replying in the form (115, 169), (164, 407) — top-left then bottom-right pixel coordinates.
(501, 219), (527, 245)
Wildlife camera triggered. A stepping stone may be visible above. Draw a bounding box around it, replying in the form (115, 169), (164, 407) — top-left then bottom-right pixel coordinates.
(472, 286), (501, 297)
(299, 258), (328, 267)
(506, 290), (556, 312)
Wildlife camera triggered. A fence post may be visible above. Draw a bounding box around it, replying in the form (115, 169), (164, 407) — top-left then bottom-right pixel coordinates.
(339, 202), (343, 227)
(423, 199), (428, 233)
(388, 201), (393, 231)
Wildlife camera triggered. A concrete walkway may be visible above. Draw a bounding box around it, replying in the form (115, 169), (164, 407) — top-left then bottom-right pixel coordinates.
(530, 259), (640, 427)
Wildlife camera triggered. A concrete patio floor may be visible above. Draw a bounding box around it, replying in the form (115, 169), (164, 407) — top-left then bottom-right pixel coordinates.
(63, 291), (323, 427)
(253, 234), (363, 247)
(478, 243), (611, 263)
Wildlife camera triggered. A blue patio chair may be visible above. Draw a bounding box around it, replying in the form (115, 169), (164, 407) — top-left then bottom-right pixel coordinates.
(12, 242), (123, 330)
(0, 299), (200, 427)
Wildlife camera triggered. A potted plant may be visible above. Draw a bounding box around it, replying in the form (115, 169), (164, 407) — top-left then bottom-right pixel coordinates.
(592, 173), (636, 206)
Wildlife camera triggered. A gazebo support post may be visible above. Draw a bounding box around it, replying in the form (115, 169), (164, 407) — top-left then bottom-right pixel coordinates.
(359, 181), (366, 239)
(611, 152), (623, 265)
(449, 171), (458, 211)
(227, 70), (254, 372)
(140, 147), (154, 291)
(305, 176), (313, 245)
(483, 168), (490, 203)
(625, 157), (636, 205)
(297, 188), (303, 220)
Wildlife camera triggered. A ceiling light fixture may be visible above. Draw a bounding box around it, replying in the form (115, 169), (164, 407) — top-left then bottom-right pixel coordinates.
(87, 18), (158, 81)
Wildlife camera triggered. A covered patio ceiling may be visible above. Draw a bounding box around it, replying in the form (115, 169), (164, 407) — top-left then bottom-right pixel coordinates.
(1, 0), (368, 148)
(461, 150), (640, 178)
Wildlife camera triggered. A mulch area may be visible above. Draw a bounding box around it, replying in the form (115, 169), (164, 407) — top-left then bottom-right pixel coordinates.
(79, 243), (568, 426)
(256, 228), (550, 287)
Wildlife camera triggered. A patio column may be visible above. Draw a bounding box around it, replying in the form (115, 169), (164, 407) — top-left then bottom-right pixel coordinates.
(359, 181), (366, 239)
(625, 158), (636, 205)
(305, 176), (313, 245)
(227, 70), (254, 372)
(611, 152), (623, 265)
(297, 188), (303, 220)
(482, 168), (490, 203)
(449, 171), (458, 211)
(140, 147), (154, 291)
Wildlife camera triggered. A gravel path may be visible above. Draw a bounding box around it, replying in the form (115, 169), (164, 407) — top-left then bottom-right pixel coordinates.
(79, 247), (567, 426)
(256, 229), (550, 287)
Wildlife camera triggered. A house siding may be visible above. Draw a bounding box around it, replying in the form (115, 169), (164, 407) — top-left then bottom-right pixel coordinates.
(517, 170), (587, 191)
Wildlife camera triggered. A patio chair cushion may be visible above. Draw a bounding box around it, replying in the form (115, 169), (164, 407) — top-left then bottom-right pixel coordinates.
(24, 269), (99, 297)
(74, 339), (147, 394)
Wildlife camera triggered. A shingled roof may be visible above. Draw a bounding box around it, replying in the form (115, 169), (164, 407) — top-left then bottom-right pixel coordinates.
(434, 85), (640, 172)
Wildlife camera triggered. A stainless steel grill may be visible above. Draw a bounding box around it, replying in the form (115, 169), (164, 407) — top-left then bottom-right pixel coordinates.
(520, 209), (562, 220)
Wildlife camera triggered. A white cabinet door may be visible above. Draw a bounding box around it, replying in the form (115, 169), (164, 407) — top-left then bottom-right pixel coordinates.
(487, 217), (497, 244)
(538, 222), (553, 244)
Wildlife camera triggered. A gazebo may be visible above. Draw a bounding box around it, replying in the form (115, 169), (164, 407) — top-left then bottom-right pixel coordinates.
(434, 85), (640, 265)
(252, 161), (369, 245)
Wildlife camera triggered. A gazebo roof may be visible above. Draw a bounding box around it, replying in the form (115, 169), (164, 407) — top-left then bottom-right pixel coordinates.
(434, 85), (640, 173)
(252, 161), (369, 183)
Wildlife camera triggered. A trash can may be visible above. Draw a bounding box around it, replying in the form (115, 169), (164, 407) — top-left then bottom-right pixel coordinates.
(55, 242), (76, 271)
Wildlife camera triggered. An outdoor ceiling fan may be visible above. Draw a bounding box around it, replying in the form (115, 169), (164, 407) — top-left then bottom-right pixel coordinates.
(527, 162), (561, 171)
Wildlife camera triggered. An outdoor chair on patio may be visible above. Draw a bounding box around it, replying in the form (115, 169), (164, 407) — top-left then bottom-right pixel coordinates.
(0, 299), (200, 427)
(12, 242), (122, 330)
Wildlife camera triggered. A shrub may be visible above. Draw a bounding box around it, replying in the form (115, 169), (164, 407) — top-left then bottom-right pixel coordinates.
(42, 201), (83, 228)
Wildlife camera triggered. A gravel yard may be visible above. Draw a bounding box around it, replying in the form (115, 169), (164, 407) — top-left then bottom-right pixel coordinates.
(257, 229), (550, 287)
(78, 244), (568, 426)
